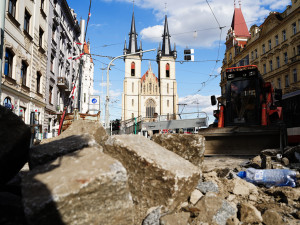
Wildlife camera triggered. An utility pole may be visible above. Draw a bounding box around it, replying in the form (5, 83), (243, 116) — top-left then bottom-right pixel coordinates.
(105, 48), (156, 129)
(0, 0), (6, 102)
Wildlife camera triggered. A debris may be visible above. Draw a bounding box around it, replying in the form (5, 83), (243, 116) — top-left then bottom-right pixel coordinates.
(23, 147), (134, 225)
(239, 203), (263, 223)
(237, 168), (297, 188)
(104, 134), (201, 224)
(160, 212), (190, 225)
(232, 178), (258, 196)
(189, 189), (203, 205)
(151, 134), (205, 168)
(142, 207), (161, 225)
(262, 209), (283, 225)
(196, 181), (219, 193)
(0, 105), (31, 185)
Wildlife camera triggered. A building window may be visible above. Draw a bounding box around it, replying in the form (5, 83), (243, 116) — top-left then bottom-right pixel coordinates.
(3, 97), (12, 109)
(251, 51), (253, 60)
(84, 93), (86, 103)
(277, 78), (281, 89)
(36, 72), (41, 93)
(131, 62), (135, 76)
(41, 0), (44, 10)
(276, 56), (280, 68)
(39, 27), (44, 47)
(167, 83), (169, 94)
(19, 106), (25, 121)
(275, 35), (278, 46)
(8, 0), (17, 18)
(284, 52), (288, 64)
(282, 30), (286, 41)
(52, 24), (56, 40)
(166, 63), (170, 78)
(293, 69), (297, 83)
(132, 113), (134, 118)
(229, 53), (232, 61)
(255, 49), (257, 58)
(263, 64), (266, 74)
(167, 100), (169, 107)
(292, 22), (297, 35)
(268, 40), (271, 50)
(262, 44), (265, 54)
(269, 60), (273, 72)
(20, 61), (27, 86)
(132, 99), (134, 107)
(143, 85), (145, 93)
(50, 54), (54, 72)
(132, 82), (134, 93)
(24, 10), (30, 33)
(49, 86), (53, 104)
(298, 45), (300, 55)
(285, 75), (289, 87)
(4, 48), (14, 78)
(146, 99), (155, 118)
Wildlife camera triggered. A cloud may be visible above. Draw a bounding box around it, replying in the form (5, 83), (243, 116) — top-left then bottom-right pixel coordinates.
(93, 89), (101, 95)
(90, 23), (103, 28)
(114, 0), (290, 48)
(110, 89), (122, 98)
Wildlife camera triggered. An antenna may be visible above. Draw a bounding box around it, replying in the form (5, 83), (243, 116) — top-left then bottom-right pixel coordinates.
(165, 2), (167, 15)
(133, 0), (135, 12)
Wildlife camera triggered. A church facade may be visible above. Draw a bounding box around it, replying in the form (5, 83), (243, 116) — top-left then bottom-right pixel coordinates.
(121, 13), (178, 122)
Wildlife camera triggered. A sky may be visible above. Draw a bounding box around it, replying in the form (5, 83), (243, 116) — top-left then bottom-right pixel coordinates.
(68, 0), (290, 124)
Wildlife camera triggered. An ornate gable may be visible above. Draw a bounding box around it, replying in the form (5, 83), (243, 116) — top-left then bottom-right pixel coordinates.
(141, 65), (159, 95)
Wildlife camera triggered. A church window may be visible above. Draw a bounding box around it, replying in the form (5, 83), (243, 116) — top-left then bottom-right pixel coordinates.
(132, 82), (134, 93)
(167, 100), (169, 107)
(155, 85), (157, 93)
(149, 83), (152, 93)
(167, 83), (169, 94)
(131, 62), (135, 76)
(166, 63), (170, 78)
(132, 99), (134, 106)
(143, 85), (145, 93)
(146, 99), (155, 118)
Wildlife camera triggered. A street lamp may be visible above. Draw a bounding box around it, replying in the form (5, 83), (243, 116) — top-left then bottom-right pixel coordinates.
(105, 49), (156, 129)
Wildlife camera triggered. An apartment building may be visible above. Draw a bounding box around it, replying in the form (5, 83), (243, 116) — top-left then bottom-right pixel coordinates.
(221, 0), (300, 96)
(1, 0), (48, 139)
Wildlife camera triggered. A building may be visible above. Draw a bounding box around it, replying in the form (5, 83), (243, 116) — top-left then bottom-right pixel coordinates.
(122, 13), (178, 121)
(80, 40), (94, 114)
(1, 0), (48, 139)
(221, 0), (300, 96)
(44, 0), (82, 138)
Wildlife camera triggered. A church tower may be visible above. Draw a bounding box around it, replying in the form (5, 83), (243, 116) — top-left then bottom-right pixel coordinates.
(157, 15), (178, 118)
(122, 12), (143, 121)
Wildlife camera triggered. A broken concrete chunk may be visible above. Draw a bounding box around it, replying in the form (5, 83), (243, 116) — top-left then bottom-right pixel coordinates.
(239, 203), (263, 223)
(142, 207), (161, 225)
(190, 189), (203, 205)
(0, 105), (31, 185)
(232, 178), (258, 196)
(196, 181), (219, 193)
(152, 134), (205, 168)
(29, 120), (108, 169)
(23, 147), (133, 225)
(262, 209), (283, 225)
(193, 192), (236, 225)
(104, 135), (201, 225)
(160, 212), (190, 225)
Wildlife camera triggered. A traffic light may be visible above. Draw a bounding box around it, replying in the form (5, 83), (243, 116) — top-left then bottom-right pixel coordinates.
(184, 49), (194, 61)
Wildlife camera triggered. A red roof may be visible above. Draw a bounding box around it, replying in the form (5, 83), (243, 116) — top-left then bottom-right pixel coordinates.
(83, 42), (93, 63)
(231, 8), (250, 38)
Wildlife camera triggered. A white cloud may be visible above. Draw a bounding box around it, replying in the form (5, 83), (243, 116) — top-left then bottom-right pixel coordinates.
(110, 89), (122, 98)
(115, 0), (290, 48)
(90, 23), (103, 28)
(93, 89), (101, 95)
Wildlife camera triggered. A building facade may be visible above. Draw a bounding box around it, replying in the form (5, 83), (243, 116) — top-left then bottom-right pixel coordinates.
(1, 0), (48, 138)
(122, 13), (178, 121)
(221, 0), (300, 96)
(44, 0), (82, 138)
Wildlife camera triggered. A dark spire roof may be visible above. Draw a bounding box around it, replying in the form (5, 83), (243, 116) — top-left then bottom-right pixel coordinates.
(128, 12), (138, 53)
(161, 15), (171, 56)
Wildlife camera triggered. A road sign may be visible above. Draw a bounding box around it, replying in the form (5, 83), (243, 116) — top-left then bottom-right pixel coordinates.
(89, 95), (100, 112)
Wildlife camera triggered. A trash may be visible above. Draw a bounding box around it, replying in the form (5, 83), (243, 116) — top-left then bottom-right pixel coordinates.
(237, 168), (297, 188)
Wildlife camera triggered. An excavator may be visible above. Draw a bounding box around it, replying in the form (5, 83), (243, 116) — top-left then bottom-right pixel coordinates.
(199, 65), (286, 155)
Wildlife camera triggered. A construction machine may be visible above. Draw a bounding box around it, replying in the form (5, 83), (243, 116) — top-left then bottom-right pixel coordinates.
(199, 65), (286, 155)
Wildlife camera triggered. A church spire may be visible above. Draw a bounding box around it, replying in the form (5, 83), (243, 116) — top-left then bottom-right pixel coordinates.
(162, 15), (171, 56)
(128, 12), (138, 53)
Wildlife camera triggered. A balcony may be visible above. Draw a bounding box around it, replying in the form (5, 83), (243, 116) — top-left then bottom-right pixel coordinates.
(57, 77), (69, 90)
(290, 55), (300, 64)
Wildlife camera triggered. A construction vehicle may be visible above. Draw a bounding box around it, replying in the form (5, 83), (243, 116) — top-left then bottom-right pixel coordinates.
(199, 65), (286, 155)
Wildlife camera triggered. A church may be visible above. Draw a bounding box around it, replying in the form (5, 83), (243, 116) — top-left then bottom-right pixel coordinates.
(121, 12), (178, 122)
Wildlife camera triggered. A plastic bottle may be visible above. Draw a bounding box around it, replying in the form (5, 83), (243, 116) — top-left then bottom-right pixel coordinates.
(237, 168), (297, 188)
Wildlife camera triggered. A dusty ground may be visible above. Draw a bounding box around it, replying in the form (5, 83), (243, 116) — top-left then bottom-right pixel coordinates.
(202, 155), (250, 172)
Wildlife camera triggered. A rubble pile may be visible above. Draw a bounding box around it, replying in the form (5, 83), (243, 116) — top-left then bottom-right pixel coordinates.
(1, 115), (300, 225)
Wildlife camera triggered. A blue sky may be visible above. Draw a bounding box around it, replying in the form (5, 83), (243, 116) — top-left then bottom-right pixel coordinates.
(68, 0), (290, 123)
